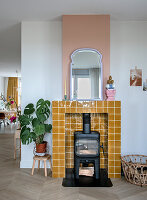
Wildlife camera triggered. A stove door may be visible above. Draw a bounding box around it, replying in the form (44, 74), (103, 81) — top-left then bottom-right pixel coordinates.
(75, 138), (99, 156)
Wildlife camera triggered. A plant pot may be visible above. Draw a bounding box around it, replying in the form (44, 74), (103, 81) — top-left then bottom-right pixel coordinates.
(36, 141), (47, 153)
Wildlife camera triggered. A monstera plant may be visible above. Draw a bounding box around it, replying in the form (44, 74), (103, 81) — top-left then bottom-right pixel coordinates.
(19, 99), (52, 153)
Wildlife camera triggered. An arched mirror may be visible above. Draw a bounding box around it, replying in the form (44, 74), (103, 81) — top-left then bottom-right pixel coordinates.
(70, 48), (103, 100)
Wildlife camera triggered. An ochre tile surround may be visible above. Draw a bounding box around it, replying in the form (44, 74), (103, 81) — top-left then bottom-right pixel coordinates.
(52, 101), (121, 178)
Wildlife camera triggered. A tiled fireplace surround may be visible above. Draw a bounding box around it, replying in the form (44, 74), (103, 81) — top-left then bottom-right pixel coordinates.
(52, 101), (121, 178)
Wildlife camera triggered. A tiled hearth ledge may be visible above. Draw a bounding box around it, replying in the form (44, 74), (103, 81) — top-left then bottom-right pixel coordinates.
(52, 101), (121, 178)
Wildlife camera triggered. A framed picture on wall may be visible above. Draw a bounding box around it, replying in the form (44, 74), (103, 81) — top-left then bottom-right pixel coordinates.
(130, 68), (142, 86)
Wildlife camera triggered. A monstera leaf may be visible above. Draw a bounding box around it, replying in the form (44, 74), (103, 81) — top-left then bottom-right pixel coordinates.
(24, 103), (35, 115)
(20, 127), (35, 144)
(34, 124), (45, 136)
(32, 118), (40, 127)
(36, 99), (50, 122)
(45, 124), (52, 133)
(19, 114), (31, 127)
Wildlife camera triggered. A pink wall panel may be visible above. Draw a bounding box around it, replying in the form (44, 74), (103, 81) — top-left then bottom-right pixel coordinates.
(62, 15), (110, 99)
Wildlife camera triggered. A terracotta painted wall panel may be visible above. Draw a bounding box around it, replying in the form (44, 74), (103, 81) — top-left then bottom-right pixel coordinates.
(62, 15), (110, 99)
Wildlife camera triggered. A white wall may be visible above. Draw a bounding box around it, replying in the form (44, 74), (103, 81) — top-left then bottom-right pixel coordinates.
(0, 77), (5, 95)
(110, 21), (147, 155)
(21, 21), (62, 168)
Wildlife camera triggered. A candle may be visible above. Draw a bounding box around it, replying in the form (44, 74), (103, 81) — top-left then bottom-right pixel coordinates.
(65, 80), (66, 95)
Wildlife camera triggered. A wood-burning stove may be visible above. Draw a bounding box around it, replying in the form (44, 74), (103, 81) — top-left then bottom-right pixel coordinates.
(74, 113), (103, 179)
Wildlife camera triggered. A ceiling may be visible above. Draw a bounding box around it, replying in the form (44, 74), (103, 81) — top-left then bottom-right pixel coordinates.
(0, 0), (147, 76)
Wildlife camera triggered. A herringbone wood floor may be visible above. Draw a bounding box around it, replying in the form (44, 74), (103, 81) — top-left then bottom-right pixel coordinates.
(0, 134), (147, 200)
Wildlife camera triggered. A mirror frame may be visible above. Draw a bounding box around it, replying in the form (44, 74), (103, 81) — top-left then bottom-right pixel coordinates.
(70, 48), (103, 101)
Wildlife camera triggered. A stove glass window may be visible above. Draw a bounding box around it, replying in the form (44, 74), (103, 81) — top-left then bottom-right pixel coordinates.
(75, 139), (99, 155)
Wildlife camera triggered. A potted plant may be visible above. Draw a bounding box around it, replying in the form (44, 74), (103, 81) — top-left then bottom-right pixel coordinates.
(19, 99), (52, 153)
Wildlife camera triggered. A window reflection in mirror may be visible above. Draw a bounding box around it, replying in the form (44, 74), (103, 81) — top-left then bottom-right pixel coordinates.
(71, 48), (103, 100)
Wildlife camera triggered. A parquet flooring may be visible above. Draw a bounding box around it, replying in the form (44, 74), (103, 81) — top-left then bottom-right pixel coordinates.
(0, 133), (147, 200)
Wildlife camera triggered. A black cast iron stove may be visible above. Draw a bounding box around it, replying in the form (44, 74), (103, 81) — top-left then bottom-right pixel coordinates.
(74, 113), (103, 180)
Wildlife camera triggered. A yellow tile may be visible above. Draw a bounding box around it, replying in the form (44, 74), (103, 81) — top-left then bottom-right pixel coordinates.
(109, 114), (115, 120)
(52, 134), (58, 140)
(58, 114), (65, 120)
(52, 121), (58, 126)
(109, 141), (115, 147)
(71, 108), (76, 113)
(115, 141), (121, 147)
(52, 108), (58, 114)
(108, 147), (115, 153)
(53, 140), (58, 147)
(115, 128), (121, 133)
(103, 108), (107, 112)
(52, 172), (59, 178)
(58, 134), (65, 140)
(52, 154), (59, 159)
(58, 121), (65, 126)
(108, 101), (115, 107)
(115, 101), (121, 107)
(58, 140), (65, 146)
(97, 107), (104, 113)
(108, 174), (115, 178)
(71, 118), (76, 123)
(108, 167), (114, 173)
(53, 147), (59, 154)
(103, 101), (107, 107)
(59, 101), (65, 107)
(66, 108), (70, 113)
(115, 174), (121, 178)
(60, 159), (65, 166)
(115, 154), (121, 160)
(52, 167), (59, 173)
(52, 127), (58, 133)
(109, 160), (114, 167)
(59, 147), (65, 153)
(115, 160), (121, 167)
(108, 108), (114, 114)
(115, 108), (121, 114)
(115, 121), (121, 127)
(109, 121), (115, 127)
(66, 101), (71, 107)
(115, 115), (121, 120)
(71, 101), (77, 107)
(115, 147), (121, 154)
(115, 167), (121, 173)
(53, 159), (60, 166)
(58, 127), (65, 133)
(115, 134), (121, 140)
(59, 108), (65, 113)
(97, 101), (103, 107)
(108, 127), (115, 133)
(77, 101), (83, 107)
(52, 114), (59, 120)
(109, 154), (115, 160)
(52, 101), (59, 107)
(109, 134), (115, 140)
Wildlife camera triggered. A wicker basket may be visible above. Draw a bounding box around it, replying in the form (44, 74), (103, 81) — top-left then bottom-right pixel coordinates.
(121, 155), (147, 186)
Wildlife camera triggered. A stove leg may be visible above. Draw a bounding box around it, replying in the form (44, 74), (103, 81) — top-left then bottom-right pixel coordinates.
(75, 159), (80, 179)
(94, 159), (99, 179)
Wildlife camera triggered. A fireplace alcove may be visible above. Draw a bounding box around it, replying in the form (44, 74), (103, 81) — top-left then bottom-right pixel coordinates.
(52, 100), (121, 179)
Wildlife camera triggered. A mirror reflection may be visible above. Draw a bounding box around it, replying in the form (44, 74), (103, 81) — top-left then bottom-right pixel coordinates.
(71, 48), (102, 100)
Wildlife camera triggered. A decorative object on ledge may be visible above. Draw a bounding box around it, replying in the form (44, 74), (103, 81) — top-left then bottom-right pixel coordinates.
(19, 99), (52, 155)
(121, 155), (147, 186)
(143, 79), (147, 91)
(130, 66), (142, 86)
(105, 76), (116, 101)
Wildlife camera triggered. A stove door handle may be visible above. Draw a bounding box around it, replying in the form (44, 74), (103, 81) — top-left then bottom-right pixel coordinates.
(100, 143), (104, 154)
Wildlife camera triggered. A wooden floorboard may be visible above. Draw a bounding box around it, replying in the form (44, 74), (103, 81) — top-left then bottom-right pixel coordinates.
(0, 133), (146, 200)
